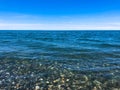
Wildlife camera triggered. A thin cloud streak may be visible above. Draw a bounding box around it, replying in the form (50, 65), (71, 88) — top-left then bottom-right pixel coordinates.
(0, 23), (120, 30)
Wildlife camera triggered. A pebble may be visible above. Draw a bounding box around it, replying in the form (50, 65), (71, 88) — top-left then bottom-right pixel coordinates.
(93, 80), (101, 86)
(35, 85), (40, 90)
(92, 86), (97, 90)
(46, 81), (49, 84)
(53, 78), (60, 83)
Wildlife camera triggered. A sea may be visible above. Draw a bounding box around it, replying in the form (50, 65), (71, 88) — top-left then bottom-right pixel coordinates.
(0, 30), (120, 89)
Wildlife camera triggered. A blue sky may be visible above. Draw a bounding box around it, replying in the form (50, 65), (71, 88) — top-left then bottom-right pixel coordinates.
(0, 0), (120, 30)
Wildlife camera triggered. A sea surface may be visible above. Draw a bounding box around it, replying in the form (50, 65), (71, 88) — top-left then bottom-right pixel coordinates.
(0, 30), (120, 89)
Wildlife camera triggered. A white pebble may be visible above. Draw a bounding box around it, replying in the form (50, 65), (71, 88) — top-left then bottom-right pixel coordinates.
(35, 85), (40, 90)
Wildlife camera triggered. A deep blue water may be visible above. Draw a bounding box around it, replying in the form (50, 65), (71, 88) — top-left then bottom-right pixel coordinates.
(0, 30), (120, 72)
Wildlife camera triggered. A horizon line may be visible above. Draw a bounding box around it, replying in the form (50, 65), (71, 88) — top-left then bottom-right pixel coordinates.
(0, 29), (120, 31)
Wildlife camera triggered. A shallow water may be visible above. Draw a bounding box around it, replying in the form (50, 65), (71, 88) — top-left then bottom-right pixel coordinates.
(0, 30), (120, 89)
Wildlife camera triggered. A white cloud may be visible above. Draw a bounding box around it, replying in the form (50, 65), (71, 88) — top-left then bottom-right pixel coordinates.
(0, 13), (120, 30)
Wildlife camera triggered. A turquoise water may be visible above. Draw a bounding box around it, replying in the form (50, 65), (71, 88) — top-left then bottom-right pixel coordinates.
(0, 30), (120, 89)
(0, 30), (120, 71)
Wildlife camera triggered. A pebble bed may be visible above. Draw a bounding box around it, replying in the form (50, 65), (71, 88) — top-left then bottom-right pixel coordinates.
(0, 56), (120, 90)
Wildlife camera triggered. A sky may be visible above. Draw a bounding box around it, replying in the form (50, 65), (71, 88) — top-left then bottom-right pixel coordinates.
(0, 0), (120, 30)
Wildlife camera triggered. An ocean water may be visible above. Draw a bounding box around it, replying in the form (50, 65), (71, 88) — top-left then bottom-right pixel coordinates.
(0, 30), (120, 72)
(0, 30), (120, 89)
